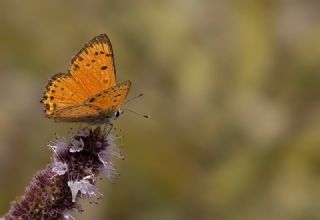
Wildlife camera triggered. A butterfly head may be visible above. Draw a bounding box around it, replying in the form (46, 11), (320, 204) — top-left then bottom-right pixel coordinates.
(114, 108), (124, 119)
(88, 109), (124, 124)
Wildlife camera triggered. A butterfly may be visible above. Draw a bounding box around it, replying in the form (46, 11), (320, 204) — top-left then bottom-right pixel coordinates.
(41, 34), (131, 124)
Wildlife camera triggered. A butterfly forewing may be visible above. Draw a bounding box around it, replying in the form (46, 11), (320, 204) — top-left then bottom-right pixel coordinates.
(70, 34), (117, 97)
(85, 80), (131, 113)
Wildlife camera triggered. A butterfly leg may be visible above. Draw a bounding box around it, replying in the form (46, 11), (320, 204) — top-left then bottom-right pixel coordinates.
(106, 123), (113, 136)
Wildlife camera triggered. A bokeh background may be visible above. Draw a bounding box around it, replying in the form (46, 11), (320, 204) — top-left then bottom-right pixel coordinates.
(0, 1), (319, 219)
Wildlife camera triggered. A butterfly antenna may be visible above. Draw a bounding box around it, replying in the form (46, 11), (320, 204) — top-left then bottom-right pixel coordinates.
(123, 93), (144, 105)
(124, 108), (150, 118)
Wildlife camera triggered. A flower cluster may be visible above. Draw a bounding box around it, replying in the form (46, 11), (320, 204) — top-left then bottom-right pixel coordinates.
(3, 126), (122, 220)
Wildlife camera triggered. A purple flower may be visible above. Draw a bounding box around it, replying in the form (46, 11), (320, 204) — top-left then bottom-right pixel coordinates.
(69, 138), (84, 153)
(52, 161), (68, 176)
(3, 126), (121, 220)
(68, 178), (102, 202)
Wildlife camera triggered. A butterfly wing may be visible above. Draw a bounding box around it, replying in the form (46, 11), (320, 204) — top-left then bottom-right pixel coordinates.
(70, 34), (117, 96)
(85, 80), (131, 114)
(41, 73), (90, 115)
(49, 104), (103, 122)
(41, 34), (118, 118)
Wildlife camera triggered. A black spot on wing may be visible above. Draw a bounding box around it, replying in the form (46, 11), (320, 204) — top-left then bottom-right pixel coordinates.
(88, 97), (95, 103)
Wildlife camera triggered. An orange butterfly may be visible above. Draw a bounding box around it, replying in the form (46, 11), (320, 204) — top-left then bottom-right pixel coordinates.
(41, 34), (131, 124)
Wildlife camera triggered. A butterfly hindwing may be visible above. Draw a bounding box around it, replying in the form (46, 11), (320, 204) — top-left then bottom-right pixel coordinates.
(50, 104), (103, 122)
(41, 73), (89, 115)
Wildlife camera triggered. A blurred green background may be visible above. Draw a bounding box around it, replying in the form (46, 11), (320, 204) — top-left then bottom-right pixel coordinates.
(0, 0), (319, 219)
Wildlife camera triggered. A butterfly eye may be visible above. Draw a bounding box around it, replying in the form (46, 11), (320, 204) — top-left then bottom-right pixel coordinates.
(115, 109), (124, 118)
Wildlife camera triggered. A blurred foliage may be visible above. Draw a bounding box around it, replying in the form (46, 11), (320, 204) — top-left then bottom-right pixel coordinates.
(0, 0), (319, 220)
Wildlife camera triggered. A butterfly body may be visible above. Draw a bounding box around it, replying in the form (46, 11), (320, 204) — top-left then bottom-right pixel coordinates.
(41, 34), (131, 123)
